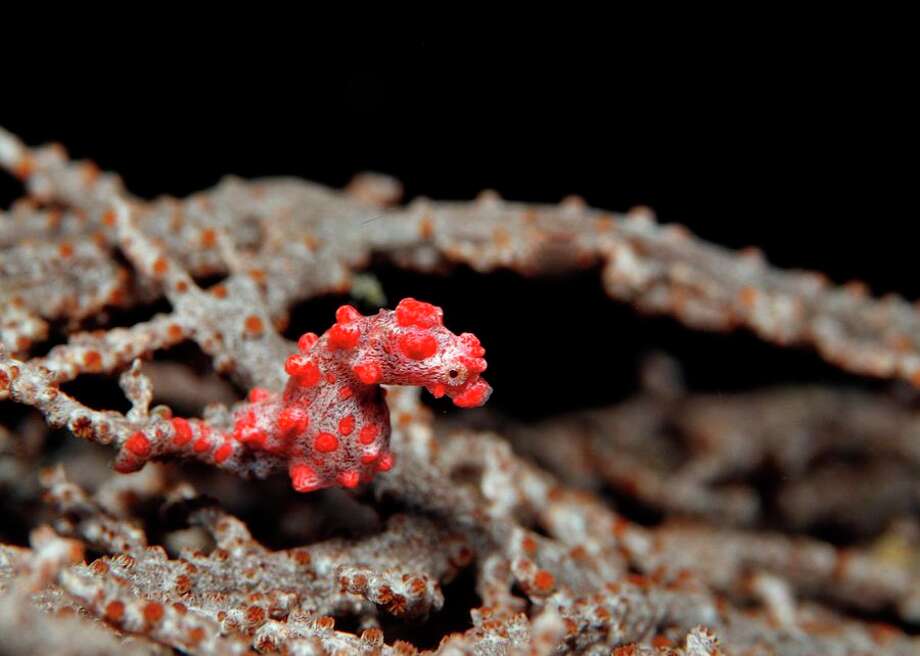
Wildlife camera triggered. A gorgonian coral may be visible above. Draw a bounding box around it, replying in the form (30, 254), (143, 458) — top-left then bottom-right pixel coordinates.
(4, 125), (920, 655)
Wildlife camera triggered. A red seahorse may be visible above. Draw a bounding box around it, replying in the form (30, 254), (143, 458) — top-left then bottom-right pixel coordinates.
(115, 298), (491, 492)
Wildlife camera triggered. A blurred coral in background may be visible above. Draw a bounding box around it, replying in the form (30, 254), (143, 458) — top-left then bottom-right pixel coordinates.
(2, 111), (920, 656)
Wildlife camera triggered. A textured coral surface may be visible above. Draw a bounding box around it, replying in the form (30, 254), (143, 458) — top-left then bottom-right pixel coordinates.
(2, 126), (920, 655)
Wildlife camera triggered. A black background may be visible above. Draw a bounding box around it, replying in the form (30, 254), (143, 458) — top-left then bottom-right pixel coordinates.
(2, 28), (916, 418)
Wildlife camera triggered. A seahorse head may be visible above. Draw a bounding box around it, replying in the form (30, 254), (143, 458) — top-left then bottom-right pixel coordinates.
(349, 298), (492, 407)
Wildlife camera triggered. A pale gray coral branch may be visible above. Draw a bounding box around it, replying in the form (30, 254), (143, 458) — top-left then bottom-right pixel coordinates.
(5, 125), (920, 654)
(4, 125), (920, 387)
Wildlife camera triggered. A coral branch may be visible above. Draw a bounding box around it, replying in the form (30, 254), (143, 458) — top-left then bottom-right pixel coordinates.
(5, 125), (920, 654)
(5, 125), (920, 386)
(1, 293), (490, 493)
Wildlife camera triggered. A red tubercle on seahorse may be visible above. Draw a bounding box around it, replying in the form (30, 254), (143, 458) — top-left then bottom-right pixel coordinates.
(170, 417), (193, 446)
